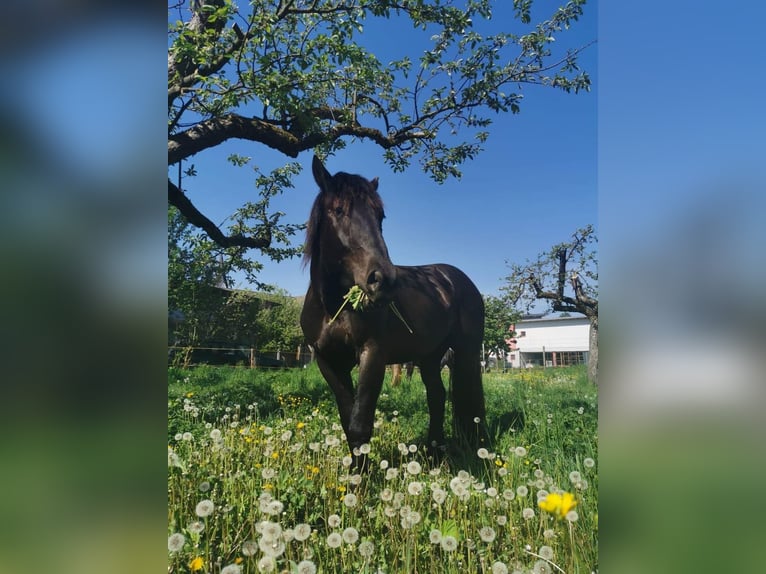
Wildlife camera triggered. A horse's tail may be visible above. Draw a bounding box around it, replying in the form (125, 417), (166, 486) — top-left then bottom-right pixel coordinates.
(448, 273), (488, 445)
(450, 346), (488, 445)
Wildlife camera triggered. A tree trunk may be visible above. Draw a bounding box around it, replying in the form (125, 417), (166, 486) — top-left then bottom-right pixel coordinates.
(587, 316), (598, 384)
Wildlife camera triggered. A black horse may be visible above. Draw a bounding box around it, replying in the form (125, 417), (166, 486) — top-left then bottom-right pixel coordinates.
(300, 156), (486, 468)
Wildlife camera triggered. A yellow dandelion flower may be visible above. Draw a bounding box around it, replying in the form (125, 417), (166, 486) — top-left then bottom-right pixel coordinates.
(311, 466), (319, 474)
(538, 492), (578, 519)
(337, 485), (346, 493)
(189, 556), (204, 571)
(264, 483), (273, 490)
(271, 452), (279, 460)
(186, 392), (194, 398)
(297, 422), (306, 429)
(235, 557), (243, 564)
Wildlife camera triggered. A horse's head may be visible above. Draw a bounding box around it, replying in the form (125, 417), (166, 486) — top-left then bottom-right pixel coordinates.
(305, 156), (397, 304)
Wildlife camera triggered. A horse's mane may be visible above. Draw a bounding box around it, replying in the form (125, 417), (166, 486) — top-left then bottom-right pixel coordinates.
(303, 171), (385, 268)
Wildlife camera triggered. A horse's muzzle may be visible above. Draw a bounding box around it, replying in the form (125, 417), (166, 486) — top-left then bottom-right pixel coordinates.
(364, 265), (396, 303)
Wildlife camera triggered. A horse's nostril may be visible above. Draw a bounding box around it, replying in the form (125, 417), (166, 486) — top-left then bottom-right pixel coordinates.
(367, 270), (383, 289)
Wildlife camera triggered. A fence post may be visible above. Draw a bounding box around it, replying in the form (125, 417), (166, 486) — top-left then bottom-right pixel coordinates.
(250, 348), (255, 369)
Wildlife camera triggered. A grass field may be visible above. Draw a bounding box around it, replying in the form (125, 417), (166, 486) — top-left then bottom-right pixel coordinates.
(168, 364), (597, 574)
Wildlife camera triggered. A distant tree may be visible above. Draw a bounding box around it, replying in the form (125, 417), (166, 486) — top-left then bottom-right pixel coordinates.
(483, 294), (521, 368)
(251, 290), (304, 354)
(168, 0), (593, 274)
(503, 224), (598, 383)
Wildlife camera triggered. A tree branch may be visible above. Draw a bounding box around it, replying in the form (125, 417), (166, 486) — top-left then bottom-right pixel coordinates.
(168, 111), (428, 165)
(168, 179), (271, 250)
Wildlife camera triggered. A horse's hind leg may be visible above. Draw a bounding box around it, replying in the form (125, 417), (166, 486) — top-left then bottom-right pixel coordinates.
(419, 359), (447, 457)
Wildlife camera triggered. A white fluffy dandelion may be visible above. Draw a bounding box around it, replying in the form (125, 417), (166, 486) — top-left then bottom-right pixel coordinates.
(477, 447), (490, 459)
(491, 562), (509, 574)
(407, 481), (423, 496)
(187, 520), (205, 534)
(516, 485), (529, 498)
(221, 565), (242, 574)
(440, 535), (458, 552)
(565, 510), (579, 522)
(195, 499), (215, 517)
(293, 523), (311, 542)
(327, 514), (341, 528)
(479, 526), (496, 543)
(342, 527), (359, 545)
(343, 492), (358, 508)
(406, 460), (422, 475)
(539, 545), (554, 560)
(584, 457), (595, 468)
(569, 470), (582, 484)
(514, 446), (527, 457)
(429, 529), (443, 544)
(241, 540), (258, 556)
(522, 507), (535, 520)
(257, 555), (275, 573)
(296, 560), (316, 574)
(167, 532), (185, 552)
(358, 540), (374, 559)
(326, 532), (342, 548)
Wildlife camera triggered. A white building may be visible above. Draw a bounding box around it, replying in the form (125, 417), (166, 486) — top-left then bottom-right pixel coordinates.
(506, 314), (591, 369)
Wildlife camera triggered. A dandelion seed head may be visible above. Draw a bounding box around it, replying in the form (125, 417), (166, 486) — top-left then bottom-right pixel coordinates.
(221, 564), (242, 574)
(569, 470), (582, 483)
(257, 555), (275, 573)
(432, 488), (446, 505)
(241, 540), (258, 556)
(522, 507), (535, 519)
(360, 443), (371, 454)
(543, 528), (556, 539)
(187, 520), (205, 534)
(343, 492), (358, 508)
(584, 457), (595, 468)
(533, 560), (552, 574)
(297, 560), (317, 574)
(328, 514), (341, 528)
(429, 529), (443, 544)
(441, 535), (458, 552)
(168, 532), (185, 552)
(379, 459), (389, 470)
(473, 417), (481, 423)
(342, 527), (359, 544)
(385, 467), (398, 481)
(566, 510), (579, 522)
(326, 532), (342, 548)
(479, 526), (496, 543)
(342, 455), (353, 467)
(358, 540), (374, 558)
(496, 515), (507, 526)
(182, 432), (193, 441)
(516, 485), (528, 497)
(539, 545), (554, 560)
(486, 486), (498, 498)
(294, 523), (311, 541)
(406, 461), (422, 475)
(491, 561), (509, 574)
(514, 446), (527, 457)
(198, 481), (210, 492)
(260, 521), (282, 542)
(407, 481), (423, 496)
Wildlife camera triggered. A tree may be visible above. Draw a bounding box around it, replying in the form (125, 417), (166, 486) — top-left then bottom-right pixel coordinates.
(502, 224), (597, 383)
(483, 294), (521, 369)
(168, 0), (592, 264)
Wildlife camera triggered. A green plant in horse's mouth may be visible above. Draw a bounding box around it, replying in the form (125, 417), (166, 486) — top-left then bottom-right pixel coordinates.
(329, 285), (413, 334)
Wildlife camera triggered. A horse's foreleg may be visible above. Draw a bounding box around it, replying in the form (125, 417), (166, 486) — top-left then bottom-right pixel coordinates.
(420, 361), (447, 458)
(316, 355), (355, 437)
(348, 348), (386, 470)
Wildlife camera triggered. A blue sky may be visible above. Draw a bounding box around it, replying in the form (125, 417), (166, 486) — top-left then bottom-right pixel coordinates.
(178, 1), (598, 297)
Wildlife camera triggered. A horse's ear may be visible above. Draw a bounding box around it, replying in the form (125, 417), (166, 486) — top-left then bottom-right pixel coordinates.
(370, 177), (379, 192)
(312, 155), (332, 190)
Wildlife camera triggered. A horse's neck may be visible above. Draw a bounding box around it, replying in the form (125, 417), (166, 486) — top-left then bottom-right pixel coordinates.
(310, 257), (347, 315)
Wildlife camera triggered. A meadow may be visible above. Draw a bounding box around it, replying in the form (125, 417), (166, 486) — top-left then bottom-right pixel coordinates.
(168, 364), (597, 574)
